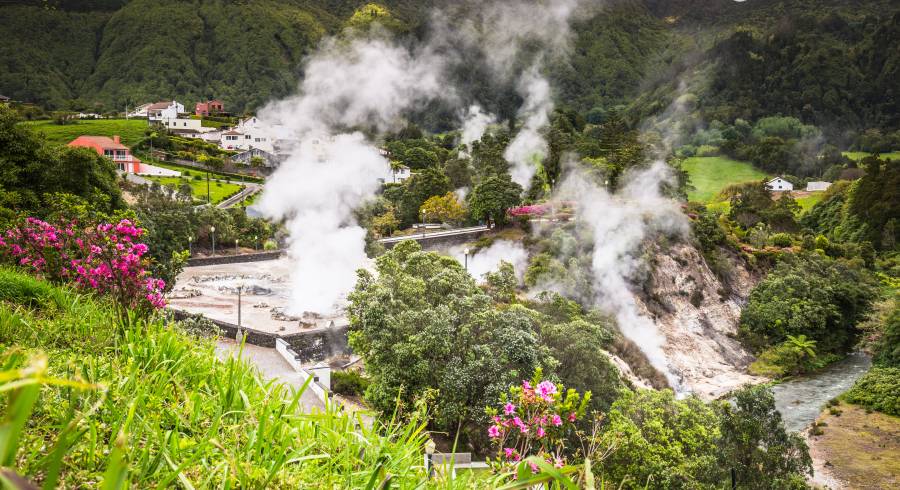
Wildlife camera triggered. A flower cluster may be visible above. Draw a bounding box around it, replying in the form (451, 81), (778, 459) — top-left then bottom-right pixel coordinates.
(507, 204), (550, 218)
(0, 217), (166, 311)
(485, 370), (590, 473)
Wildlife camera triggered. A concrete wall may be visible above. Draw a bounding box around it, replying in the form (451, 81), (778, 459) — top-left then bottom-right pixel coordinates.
(170, 309), (351, 363)
(186, 250), (283, 267)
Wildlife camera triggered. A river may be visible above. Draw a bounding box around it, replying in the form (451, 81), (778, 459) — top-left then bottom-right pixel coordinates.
(771, 353), (872, 433)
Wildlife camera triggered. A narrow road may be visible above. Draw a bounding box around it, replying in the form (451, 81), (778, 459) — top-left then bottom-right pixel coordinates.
(214, 339), (326, 411)
(377, 225), (490, 245)
(217, 183), (261, 209)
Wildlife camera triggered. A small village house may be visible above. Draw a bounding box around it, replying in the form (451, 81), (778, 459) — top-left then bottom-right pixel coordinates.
(195, 99), (224, 116)
(765, 177), (794, 192)
(147, 101), (185, 122)
(68, 135), (142, 173)
(67, 135), (179, 176)
(806, 181), (832, 192)
(231, 148), (280, 168)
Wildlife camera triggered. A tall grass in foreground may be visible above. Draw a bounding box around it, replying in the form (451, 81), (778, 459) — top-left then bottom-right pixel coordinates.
(0, 268), (609, 488)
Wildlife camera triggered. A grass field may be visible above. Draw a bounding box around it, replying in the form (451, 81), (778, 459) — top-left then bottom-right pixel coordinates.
(23, 118), (149, 146)
(842, 151), (900, 161)
(796, 193), (824, 212)
(683, 156), (768, 202)
(145, 175), (242, 204)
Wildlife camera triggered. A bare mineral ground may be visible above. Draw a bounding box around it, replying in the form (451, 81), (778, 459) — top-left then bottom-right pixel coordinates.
(167, 258), (347, 334)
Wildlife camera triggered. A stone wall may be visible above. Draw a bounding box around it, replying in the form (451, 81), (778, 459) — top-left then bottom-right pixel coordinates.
(186, 250), (283, 267)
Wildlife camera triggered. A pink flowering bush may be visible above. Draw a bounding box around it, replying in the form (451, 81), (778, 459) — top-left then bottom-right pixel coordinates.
(507, 204), (550, 218)
(0, 217), (166, 319)
(485, 369), (590, 473)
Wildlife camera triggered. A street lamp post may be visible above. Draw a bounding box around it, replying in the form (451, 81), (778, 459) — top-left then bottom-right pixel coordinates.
(254, 235), (259, 251)
(235, 238), (239, 253)
(420, 210), (426, 238)
(237, 282), (243, 328)
(464, 247), (470, 272)
(424, 439), (436, 479)
(210, 226), (216, 256)
(187, 236), (192, 256)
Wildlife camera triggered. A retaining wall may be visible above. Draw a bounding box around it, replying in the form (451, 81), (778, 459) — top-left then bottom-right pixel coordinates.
(186, 250), (283, 267)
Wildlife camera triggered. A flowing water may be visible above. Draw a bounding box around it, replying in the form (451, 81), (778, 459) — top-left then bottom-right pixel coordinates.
(771, 353), (872, 432)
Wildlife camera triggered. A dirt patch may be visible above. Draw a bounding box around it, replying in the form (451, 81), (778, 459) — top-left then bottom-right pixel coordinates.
(806, 402), (900, 489)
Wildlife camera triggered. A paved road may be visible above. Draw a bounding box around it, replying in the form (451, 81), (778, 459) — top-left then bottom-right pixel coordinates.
(217, 184), (261, 209)
(377, 225), (490, 245)
(214, 339), (325, 411)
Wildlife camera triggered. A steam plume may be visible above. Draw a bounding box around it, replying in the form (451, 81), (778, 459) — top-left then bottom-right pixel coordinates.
(559, 162), (689, 387)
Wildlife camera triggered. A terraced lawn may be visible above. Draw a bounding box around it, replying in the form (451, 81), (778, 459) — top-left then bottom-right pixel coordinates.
(145, 175), (243, 205)
(683, 156), (768, 202)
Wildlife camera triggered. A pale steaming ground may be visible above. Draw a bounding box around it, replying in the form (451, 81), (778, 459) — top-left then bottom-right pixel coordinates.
(448, 240), (529, 283)
(560, 162), (689, 388)
(505, 67), (553, 187)
(460, 105), (496, 148)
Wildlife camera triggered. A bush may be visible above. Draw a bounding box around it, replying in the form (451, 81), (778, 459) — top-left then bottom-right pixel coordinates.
(331, 370), (370, 396)
(263, 239), (278, 251)
(696, 144), (720, 157)
(844, 367), (900, 416)
(769, 233), (793, 248)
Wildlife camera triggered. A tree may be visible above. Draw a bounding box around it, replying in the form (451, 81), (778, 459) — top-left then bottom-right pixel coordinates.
(249, 155), (265, 170)
(371, 208), (399, 238)
(398, 168), (451, 225)
(419, 192), (466, 225)
(597, 389), (722, 489)
(468, 175), (522, 224)
(347, 241), (550, 443)
(717, 385), (812, 489)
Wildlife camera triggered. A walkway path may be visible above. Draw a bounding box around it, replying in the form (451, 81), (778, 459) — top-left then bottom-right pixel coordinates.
(214, 339), (325, 411)
(377, 225), (490, 245)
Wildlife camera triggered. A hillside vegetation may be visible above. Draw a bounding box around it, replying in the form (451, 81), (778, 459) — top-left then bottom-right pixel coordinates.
(2, 0), (898, 136)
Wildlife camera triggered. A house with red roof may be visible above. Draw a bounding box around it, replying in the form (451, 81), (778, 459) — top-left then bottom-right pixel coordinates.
(195, 99), (224, 116)
(68, 135), (142, 173)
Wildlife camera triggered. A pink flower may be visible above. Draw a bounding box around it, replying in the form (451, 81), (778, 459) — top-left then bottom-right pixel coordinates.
(504, 447), (515, 459)
(551, 414), (562, 427)
(488, 426), (500, 438)
(568, 412), (577, 422)
(536, 381), (557, 401)
(536, 426), (546, 438)
(504, 402), (516, 415)
(528, 461), (539, 473)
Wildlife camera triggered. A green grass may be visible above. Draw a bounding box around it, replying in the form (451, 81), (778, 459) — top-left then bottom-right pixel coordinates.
(796, 193), (824, 212)
(842, 151), (900, 162)
(22, 119), (149, 147)
(683, 156), (768, 202)
(0, 267), (473, 488)
(144, 175), (243, 204)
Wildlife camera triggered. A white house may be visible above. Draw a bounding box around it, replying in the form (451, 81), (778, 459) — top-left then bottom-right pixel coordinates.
(231, 148), (280, 168)
(161, 117), (202, 132)
(806, 181), (832, 192)
(147, 101), (185, 122)
(378, 164), (411, 185)
(765, 177), (794, 192)
(219, 127), (275, 153)
(127, 103), (151, 118)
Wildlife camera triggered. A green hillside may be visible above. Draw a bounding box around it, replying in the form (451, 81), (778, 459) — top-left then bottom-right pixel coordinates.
(1, 0), (898, 133)
(23, 118), (149, 146)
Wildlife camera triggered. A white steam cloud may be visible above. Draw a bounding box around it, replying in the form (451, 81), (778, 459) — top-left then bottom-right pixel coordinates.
(461, 104), (496, 149)
(449, 240), (529, 283)
(559, 162), (689, 387)
(505, 66), (553, 187)
(257, 36), (450, 314)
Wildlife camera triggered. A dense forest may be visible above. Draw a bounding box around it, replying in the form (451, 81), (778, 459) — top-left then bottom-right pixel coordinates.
(1, 0), (898, 137)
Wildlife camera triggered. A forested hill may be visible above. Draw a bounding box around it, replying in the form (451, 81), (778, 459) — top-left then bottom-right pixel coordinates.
(1, 0), (898, 133)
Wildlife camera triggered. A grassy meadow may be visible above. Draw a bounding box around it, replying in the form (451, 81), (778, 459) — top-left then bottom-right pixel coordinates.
(842, 151), (900, 162)
(145, 174), (243, 204)
(683, 156), (768, 202)
(23, 118), (149, 146)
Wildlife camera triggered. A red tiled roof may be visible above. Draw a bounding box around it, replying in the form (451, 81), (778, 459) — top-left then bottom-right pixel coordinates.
(67, 135), (129, 150)
(148, 101), (172, 110)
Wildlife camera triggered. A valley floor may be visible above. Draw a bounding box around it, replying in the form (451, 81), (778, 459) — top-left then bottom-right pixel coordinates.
(807, 402), (900, 489)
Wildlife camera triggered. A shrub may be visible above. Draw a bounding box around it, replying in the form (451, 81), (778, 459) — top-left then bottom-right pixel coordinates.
(193, 175), (202, 181)
(696, 144), (720, 157)
(769, 233), (793, 248)
(844, 367), (900, 416)
(331, 370), (370, 396)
